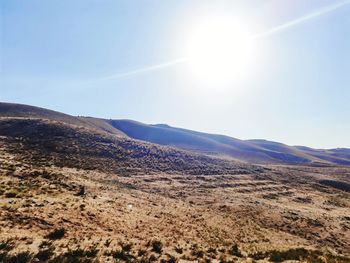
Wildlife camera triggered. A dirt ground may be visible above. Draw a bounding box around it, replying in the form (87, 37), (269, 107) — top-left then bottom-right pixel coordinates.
(1, 144), (350, 262)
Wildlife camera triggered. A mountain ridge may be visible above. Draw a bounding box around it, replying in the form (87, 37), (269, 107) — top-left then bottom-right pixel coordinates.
(1, 101), (349, 166)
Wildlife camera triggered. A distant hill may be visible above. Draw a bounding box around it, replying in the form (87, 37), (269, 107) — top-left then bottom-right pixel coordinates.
(0, 102), (125, 136)
(110, 121), (350, 166)
(1, 102), (349, 166)
(0, 118), (257, 175)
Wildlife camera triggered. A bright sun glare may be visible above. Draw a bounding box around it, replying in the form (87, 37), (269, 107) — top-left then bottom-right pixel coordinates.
(187, 17), (253, 85)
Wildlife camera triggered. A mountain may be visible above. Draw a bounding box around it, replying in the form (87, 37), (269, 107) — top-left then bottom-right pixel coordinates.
(0, 102), (125, 137)
(110, 120), (350, 165)
(0, 103), (257, 176)
(1, 102), (349, 166)
(1, 102), (350, 262)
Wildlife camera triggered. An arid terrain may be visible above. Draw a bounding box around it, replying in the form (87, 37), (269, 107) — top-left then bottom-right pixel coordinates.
(0, 103), (350, 262)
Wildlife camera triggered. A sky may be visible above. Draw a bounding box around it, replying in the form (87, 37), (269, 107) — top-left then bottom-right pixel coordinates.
(1, 0), (350, 149)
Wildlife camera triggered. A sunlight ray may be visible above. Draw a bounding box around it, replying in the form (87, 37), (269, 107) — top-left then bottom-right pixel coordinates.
(99, 0), (350, 81)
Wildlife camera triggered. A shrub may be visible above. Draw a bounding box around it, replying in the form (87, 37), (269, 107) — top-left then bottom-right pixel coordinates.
(46, 228), (65, 240)
(229, 244), (242, 257)
(4, 191), (18, 198)
(5, 251), (33, 263)
(48, 249), (95, 263)
(76, 185), (85, 196)
(84, 246), (99, 258)
(191, 244), (204, 258)
(104, 239), (112, 248)
(138, 249), (147, 257)
(111, 249), (134, 261)
(269, 248), (313, 262)
(149, 254), (157, 262)
(48, 246), (100, 263)
(120, 242), (132, 252)
(207, 247), (217, 254)
(41, 170), (53, 179)
(0, 252), (8, 262)
(168, 255), (178, 263)
(0, 240), (14, 251)
(35, 246), (55, 261)
(151, 240), (163, 254)
(174, 245), (183, 254)
(161, 256), (178, 263)
(39, 240), (53, 248)
(249, 251), (268, 260)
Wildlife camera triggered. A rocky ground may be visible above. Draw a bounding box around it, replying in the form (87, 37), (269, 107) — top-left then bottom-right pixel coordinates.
(1, 155), (350, 262)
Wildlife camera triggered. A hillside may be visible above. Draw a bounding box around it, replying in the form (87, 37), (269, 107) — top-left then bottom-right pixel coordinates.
(0, 102), (350, 262)
(0, 118), (257, 176)
(1, 102), (350, 166)
(0, 102), (125, 137)
(110, 120), (350, 165)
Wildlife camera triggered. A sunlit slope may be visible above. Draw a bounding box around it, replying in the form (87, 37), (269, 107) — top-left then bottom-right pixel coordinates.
(1, 102), (349, 166)
(0, 118), (256, 175)
(295, 146), (350, 165)
(110, 120), (350, 165)
(0, 102), (125, 136)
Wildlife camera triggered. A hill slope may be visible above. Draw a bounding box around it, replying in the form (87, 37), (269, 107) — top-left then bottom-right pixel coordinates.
(1, 102), (350, 261)
(110, 120), (350, 165)
(0, 102), (125, 136)
(0, 118), (257, 176)
(1, 102), (349, 166)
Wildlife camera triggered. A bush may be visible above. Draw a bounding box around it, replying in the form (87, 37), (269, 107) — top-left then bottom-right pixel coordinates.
(35, 246), (55, 261)
(84, 246), (99, 258)
(76, 185), (85, 196)
(111, 249), (134, 261)
(4, 191), (17, 198)
(249, 251), (268, 260)
(174, 245), (183, 254)
(5, 251), (33, 263)
(138, 249), (147, 257)
(0, 252), (8, 262)
(229, 244), (242, 257)
(190, 244), (204, 258)
(120, 242), (132, 252)
(46, 228), (65, 240)
(149, 254), (157, 262)
(48, 249), (94, 263)
(161, 256), (178, 263)
(207, 247), (216, 255)
(269, 248), (314, 262)
(151, 240), (163, 254)
(0, 240), (14, 252)
(48, 246), (100, 263)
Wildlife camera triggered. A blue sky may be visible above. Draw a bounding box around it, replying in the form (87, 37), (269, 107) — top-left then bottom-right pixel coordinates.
(1, 0), (350, 148)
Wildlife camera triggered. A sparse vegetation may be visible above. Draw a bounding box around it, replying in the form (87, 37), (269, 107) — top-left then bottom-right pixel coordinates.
(0, 118), (258, 176)
(120, 242), (133, 252)
(174, 245), (183, 254)
(0, 240), (14, 252)
(191, 244), (204, 258)
(4, 191), (18, 198)
(76, 185), (85, 196)
(150, 240), (163, 254)
(0, 251), (33, 263)
(35, 245), (55, 261)
(269, 248), (317, 262)
(229, 243), (242, 257)
(111, 249), (134, 262)
(0, 115), (350, 262)
(46, 228), (65, 240)
(48, 248), (97, 263)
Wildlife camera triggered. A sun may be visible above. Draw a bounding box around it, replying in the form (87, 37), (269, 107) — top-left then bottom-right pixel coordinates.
(186, 17), (253, 85)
